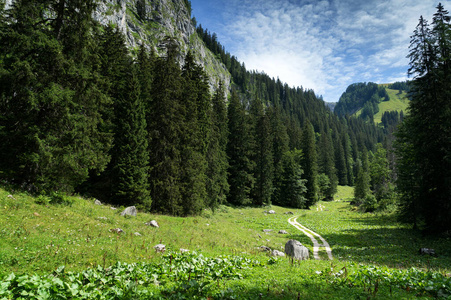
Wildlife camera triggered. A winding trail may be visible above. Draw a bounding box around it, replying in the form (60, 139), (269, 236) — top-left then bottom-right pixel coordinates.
(288, 215), (333, 260)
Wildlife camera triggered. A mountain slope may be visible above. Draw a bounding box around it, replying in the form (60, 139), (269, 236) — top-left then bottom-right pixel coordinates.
(336, 82), (409, 125)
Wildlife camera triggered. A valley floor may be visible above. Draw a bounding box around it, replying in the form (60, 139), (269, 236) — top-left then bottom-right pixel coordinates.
(1, 186), (450, 299)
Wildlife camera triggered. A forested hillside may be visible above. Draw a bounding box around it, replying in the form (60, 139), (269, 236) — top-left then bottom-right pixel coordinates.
(1, 0), (384, 216)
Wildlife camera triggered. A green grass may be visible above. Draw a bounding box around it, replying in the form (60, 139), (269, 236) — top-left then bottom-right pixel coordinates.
(373, 88), (409, 124)
(334, 185), (354, 201)
(1, 186), (450, 299)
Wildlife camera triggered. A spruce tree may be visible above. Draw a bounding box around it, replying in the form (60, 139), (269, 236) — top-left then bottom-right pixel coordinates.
(318, 130), (338, 200)
(148, 38), (183, 215)
(206, 82), (229, 210)
(250, 98), (274, 206)
(0, 0), (112, 192)
(227, 89), (254, 205)
(278, 150), (307, 208)
(300, 121), (318, 207)
(396, 4), (451, 232)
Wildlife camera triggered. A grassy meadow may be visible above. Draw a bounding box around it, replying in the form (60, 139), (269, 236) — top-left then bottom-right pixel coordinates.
(1, 185), (450, 299)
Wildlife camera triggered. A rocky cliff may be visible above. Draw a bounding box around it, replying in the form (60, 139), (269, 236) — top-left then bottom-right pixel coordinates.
(95, 0), (231, 93)
(4, 0), (231, 92)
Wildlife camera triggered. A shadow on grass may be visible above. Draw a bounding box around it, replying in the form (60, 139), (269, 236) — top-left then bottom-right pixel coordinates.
(322, 215), (451, 270)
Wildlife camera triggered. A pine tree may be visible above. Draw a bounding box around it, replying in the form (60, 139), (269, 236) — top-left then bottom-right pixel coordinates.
(148, 38), (183, 215)
(227, 89), (254, 205)
(300, 121), (318, 207)
(250, 98), (274, 206)
(179, 51), (209, 215)
(268, 106), (289, 206)
(396, 4), (451, 232)
(206, 82), (229, 211)
(318, 130), (338, 200)
(278, 150), (307, 208)
(0, 0), (112, 192)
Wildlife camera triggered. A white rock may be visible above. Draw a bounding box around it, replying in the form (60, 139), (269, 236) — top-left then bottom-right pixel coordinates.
(120, 206), (137, 217)
(145, 220), (159, 228)
(154, 244), (165, 253)
(271, 250), (285, 257)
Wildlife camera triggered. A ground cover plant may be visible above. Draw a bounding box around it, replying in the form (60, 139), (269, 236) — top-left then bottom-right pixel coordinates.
(1, 186), (450, 299)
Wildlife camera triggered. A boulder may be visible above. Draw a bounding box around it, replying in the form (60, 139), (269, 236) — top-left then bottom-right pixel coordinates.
(145, 220), (159, 228)
(94, 199), (102, 205)
(285, 239), (309, 261)
(120, 206), (137, 217)
(278, 230), (289, 234)
(268, 210), (276, 214)
(154, 244), (165, 253)
(271, 250), (285, 257)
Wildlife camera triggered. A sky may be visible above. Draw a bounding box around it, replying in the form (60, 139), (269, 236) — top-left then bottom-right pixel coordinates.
(190, 0), (450, 102)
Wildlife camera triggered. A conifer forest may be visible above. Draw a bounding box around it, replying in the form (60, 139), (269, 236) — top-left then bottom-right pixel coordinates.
(0, 0), (450, 235)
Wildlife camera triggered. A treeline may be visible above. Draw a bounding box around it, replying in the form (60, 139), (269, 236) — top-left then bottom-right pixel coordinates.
(0, 0), (385, 216)
(334, 82), (389, 122)
(395, 3), (451, 233)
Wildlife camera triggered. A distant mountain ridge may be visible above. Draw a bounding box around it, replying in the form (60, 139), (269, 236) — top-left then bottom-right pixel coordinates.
(335, 82), (409, 125)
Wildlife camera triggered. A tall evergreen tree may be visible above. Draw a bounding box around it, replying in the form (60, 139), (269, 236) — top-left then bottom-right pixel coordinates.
(354, 149), (370, 202)
(227, 89), (254, 205)
(148, 38), (183, 215)
(179, 51), (209, 215)
(278, 150), (307, 208)
(0, 0), (112, 192)
(206, 82), (229, 210)
(396, 4), (451, 232)
(318, 130), (338, 200)
(300, 121), (318, 207)
(250, 98), (274, 206)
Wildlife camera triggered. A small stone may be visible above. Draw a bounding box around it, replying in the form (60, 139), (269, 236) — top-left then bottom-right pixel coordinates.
(109, 228), (124, 234)
(268, 210), (276, 214)
(263, 229), (273, 232)
(271, 250), (285, 257)
(134, 232), (142, 236)
(278, 230), (289, 234)
(258, 234), (262, 238)
(97, 217), (107, 220)
(419, 248), (437, 256)
(7, 195), (15, 200)
(259, 246), (271, 252)
(120, 206), (137, 217)
(110, 207), (117, 210)
(33, 212), (40, 217)
(94, 199), (102, 205)
(284, 211), (294, 215)
(266, 239), (270, 242)
(145, 220), (159, 228)
(154, 244), (165, 253)
(180, 248), (189, 253)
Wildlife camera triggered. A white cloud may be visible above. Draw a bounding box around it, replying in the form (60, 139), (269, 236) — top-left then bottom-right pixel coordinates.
(200, 0), (451, 102)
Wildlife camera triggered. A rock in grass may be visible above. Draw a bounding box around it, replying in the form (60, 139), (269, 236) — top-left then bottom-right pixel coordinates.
(109, 228), (124, 234)
(259, 246), (271, 252)
(263, 229), (273, 232)
(268, 210), (276, 214)
(271, 250), (285, 257)
(120, 206), (137, 217)
(285, 239), (309, 261)
(154, 244), (165, 252)
(134, 232), (142, 236)
(284, 211), (294, 215)
(180, 248), (189, 253)
(94, 199), (102, 205)
(278, 230), (288, 234)
(145, 220), (159, 227)
(419, 248), (437, 256)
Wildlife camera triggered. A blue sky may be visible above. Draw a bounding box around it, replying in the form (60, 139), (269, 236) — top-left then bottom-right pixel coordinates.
(190, 0), (449, 102)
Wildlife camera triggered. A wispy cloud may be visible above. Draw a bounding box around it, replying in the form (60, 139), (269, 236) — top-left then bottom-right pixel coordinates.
(192, 0), (448, 102)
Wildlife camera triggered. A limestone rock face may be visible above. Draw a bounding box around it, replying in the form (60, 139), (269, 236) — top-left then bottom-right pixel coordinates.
(285, 239), (309, 261)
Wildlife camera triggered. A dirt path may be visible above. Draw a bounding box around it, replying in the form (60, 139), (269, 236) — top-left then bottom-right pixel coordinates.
(288, 216), (333, 260)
